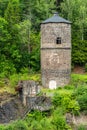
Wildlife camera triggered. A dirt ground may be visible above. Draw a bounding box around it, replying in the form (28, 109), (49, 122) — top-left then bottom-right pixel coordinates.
(0, 92), (16, 103)
(73, 65), (85, 74)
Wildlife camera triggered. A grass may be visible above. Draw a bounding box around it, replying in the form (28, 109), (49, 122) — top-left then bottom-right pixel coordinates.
(71, 74), (87, 85)
(0, 73), (41, 94)
(0, 73), (87, 94)
(41, 87), (73, 98)
(0, 86), (15, 94)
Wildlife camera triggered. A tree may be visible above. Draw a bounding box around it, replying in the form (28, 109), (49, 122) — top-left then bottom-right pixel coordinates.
(4, 0), (20, 26)
(20, 0), (55, 31)
(0, 17), (16, 77)
(54, 0), (63, 11)
(0, 0), (9, 17)
(61, 0), (87, 40)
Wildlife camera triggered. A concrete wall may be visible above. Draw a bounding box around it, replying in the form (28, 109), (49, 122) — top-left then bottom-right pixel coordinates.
(16, 80), (40, 106)
(41, 23), (71, 88)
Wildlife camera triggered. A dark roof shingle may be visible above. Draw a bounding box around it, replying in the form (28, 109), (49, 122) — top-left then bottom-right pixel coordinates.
(42, 13), (71, 24)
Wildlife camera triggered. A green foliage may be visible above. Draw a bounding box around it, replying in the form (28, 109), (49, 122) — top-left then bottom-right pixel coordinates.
(4, 120), (28, 130)
(51, 108), (72, 130)
(84, 63), (87, 72)
(30, 32), (40, 69)
(9, 72), (41, 88)
(61, 0), (87, 65)
(25, 111), (54, 130)
(25, 0), (55, 31)
(0, 0), (87, 75)
(4, 125), (13, 130)
(61, 0), (87, 41)
(72, 40), (87, 65)
(77, 125), (86, 130)
(0, 125), (5, 130)
(52, 90), (80, 115)
(25, 109), (72, 130)
(71, 74), (87, 87)
(77, 94), (87, 113)
(4, 0), (20, 25)
(0, 0), (9, 17)
(27, 110), (44, 122)
(74, 85), (87, 114)
(13, 120), (28, 130)
(40, 118), (53, 130)
(1, 74), (87, 129)
(0, 17), (11, 43)
(51, 115), (66, 130)
(64, 85), (75, 90)
(52, 92), (63, 106)
(74, 86), (87, 96)
(0, 80), (5, 88)
(0, 0), (87, 129)
(0, 60), (16, 78)
(0, 0), (41, 74)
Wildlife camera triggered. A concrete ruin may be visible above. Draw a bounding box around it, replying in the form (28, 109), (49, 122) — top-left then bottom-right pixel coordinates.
(16, 80), (40, 106)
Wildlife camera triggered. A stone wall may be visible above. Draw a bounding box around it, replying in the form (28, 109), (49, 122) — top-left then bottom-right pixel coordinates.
(41, 23), (71, 88)
(41, 23), (71, 48)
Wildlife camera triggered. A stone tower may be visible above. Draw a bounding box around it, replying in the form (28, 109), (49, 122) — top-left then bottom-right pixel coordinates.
(41, 13), (71, 88)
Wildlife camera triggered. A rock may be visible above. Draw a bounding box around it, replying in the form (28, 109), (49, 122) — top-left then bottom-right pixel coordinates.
(66, 113), (73, 125)
(0, 97), (27, 124)
(0, 93), (52, 124)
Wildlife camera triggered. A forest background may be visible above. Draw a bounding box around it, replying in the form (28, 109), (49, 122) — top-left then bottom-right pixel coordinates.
(0, 0), (87, 78)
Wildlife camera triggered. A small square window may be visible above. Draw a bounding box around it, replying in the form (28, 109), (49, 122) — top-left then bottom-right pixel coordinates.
(56, 37), (61, 44)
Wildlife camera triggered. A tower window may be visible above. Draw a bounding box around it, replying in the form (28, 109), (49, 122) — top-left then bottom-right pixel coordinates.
(56, 37), (61, 44)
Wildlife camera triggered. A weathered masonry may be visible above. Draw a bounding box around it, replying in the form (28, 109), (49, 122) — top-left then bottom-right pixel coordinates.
(41, 13), (71, 88)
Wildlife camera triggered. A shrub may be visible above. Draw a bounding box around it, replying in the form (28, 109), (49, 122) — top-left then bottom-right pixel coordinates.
(40, 118), (53, 130)
(20, 67), (29, 74)
(52, 91), (80, 115)
(64, 85), (75, 90)
(84, 63), (87, 72)
(71, 74), (87, 86)
(74, 86), (87, 113)
(52, 92), (63, 107)
(72, 40), (87, 65)
(9, 73), (41, 88)
(9, 73), (20, 87)
(13, 120), (28, 130)
(62, 98), (80, 115)
(0, 125), (5, 130)
(77, 94), (87, 113)
(4, 121), (28, 130)
(51, 114), (66, 130)
(27, 110), (44, 122)
(0, 80), (5, 88)
(51, 110), (72, 130)
(4, 125), (13, 130)
(30, 120), (42, 130)
(0, 59), (16, 78)
(78, 124), (86, 130)
(74, 86), (87, 96)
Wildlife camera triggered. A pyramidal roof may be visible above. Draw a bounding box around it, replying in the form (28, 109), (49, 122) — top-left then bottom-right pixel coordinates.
(42, 12), (71, 24)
